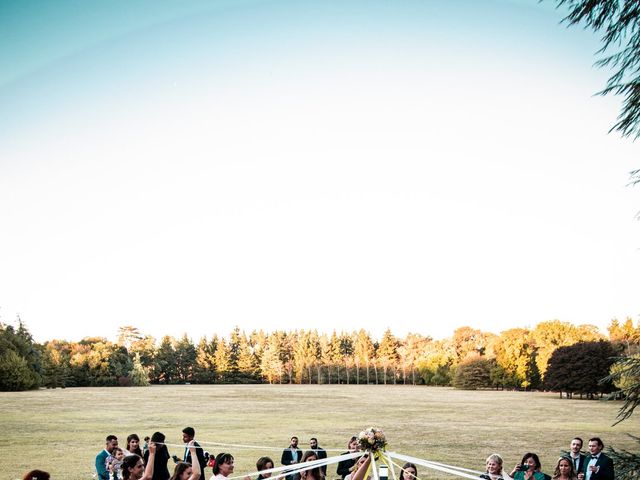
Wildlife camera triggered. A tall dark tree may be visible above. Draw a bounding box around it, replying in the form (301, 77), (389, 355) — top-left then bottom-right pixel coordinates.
(544, 340), (620, 398)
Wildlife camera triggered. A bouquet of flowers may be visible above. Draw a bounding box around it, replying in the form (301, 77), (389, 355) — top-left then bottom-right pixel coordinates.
(357, 427), (387, 454)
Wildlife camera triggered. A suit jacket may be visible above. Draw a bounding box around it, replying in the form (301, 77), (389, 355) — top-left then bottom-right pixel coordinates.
(337, 453), (356, 480)
(281, 447), (302, 466)
(582, 453), (614, 480)
(95, 450), (110, 480)
(570, 454), (587, 475)
(314, 447), (327, 475)
(184, 440), (207, 480)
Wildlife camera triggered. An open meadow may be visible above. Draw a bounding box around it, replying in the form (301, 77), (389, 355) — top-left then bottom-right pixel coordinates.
(1, 385), (638, 480)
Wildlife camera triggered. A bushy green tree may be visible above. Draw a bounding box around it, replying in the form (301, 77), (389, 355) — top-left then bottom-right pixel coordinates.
(0, 350), (40, 391)
(452, 356), (494, 390)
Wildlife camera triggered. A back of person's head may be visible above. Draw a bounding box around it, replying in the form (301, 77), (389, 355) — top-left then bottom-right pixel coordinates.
(22, 470), (50, 480)
(213, 453), (234, 475)
(171, 461), (192, 480)
(151, 431), (166, 443)
(183, 426), (196, 437)
(122, 455), (142, 480)
(257, 457), (274, 471)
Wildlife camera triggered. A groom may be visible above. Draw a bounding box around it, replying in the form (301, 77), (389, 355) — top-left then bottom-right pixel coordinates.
(579, 437), (614, 480)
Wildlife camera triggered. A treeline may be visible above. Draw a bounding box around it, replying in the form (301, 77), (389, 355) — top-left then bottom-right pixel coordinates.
(1, 317), (639, 393)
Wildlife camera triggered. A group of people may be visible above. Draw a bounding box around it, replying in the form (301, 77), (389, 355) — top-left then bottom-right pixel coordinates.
(20, 432), (615, 480)
(86, 432), (418, 480)
(281, 435), (417, 480)
(481, 437), (615, 480)
(93, 428), (210, 480)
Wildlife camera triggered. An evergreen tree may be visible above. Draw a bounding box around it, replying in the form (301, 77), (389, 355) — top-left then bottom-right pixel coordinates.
(0, 350), (40, 391)
(129, 353), (150, 386)
(174, 335), (196, 383)
(193, 336), (217, 384)
(378, 329), (398, 384)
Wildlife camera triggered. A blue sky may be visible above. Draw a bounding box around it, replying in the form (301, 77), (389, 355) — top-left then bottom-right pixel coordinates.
(1, 0), (638, 342)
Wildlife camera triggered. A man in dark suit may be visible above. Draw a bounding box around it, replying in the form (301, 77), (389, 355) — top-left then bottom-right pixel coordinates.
(579, 437), (614, 480)
(281, 436), (302, 480)
(95, 435), (118, 480)
(309, 438), (327, 475)
(569, 437), (587, 475)
(179, 427), (207, 480)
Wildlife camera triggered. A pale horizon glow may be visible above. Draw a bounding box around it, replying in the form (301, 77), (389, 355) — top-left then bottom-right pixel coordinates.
(1, 0), (638, 344)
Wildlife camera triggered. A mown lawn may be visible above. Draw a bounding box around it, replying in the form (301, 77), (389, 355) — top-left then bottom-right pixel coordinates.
(1, 385), (638, 480)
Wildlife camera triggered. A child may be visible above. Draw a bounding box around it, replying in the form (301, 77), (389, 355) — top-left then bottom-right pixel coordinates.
(107, 447), (125, 480)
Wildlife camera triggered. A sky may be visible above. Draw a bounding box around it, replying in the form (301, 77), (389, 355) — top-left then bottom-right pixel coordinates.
(0, 0), (638, 344)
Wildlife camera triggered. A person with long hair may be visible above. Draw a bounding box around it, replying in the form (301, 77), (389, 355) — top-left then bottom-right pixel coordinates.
(123, 443), (156, 480)
(480, 454), (507, 480)
(510, 453), (546, 480)
(299, 450), (324, 480)
(345, 454), (371, 480)
(337, 437), (359, 480)
(124, 434), (143, 457)
(256, 456), (275, 480)
(170, 441), (201, 480)
(399, 463), (418, 480)
(212, 453), (235, 480)
(552, 457), (577, 480)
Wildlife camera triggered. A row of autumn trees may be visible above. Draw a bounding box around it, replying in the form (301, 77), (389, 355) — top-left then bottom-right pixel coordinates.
(1, 316), (639, 393)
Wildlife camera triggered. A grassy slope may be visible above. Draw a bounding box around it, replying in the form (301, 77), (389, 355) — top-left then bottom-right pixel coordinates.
(1, 385), (638, 480)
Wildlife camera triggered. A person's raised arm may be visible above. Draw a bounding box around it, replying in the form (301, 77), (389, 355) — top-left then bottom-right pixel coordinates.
(188, 441), (201, 480)
(350, 456), (371, 480)
(141, 443), (157, 480)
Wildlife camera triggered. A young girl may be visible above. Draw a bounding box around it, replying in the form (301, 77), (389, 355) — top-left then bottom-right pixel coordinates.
(108, 447), (125, 480)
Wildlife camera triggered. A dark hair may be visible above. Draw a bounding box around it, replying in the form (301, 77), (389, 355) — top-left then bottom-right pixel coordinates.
(572, 437), (583, 446)
(257, 457), (274, 471)
(213, 453), (234, 475)
(348, 436), (357, 448)
(151, 431), (166, 443)
(301, 451), (323, 480)
(291, 436), (298, 441)
(106, 434), (118, 442)
(127, 434), (142, 456)
(310, 437), (318, 442)
(122, 454), (143, 480)
(589, 437), (604, 448)
(171, 461), (193, 480)
(183, 427), (195, 437)
(521, 453), (541, 471)
(552, 456), (576, 480)
(144, 436), (150, 441)
(22, 470), (50, 480)
(401, 463), (417, 480)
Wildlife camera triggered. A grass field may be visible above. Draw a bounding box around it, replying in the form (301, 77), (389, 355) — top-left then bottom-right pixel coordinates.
(1, 385), (638, 480)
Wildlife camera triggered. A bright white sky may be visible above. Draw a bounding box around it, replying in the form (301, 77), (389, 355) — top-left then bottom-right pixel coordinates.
(0, 0), (638, 343)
